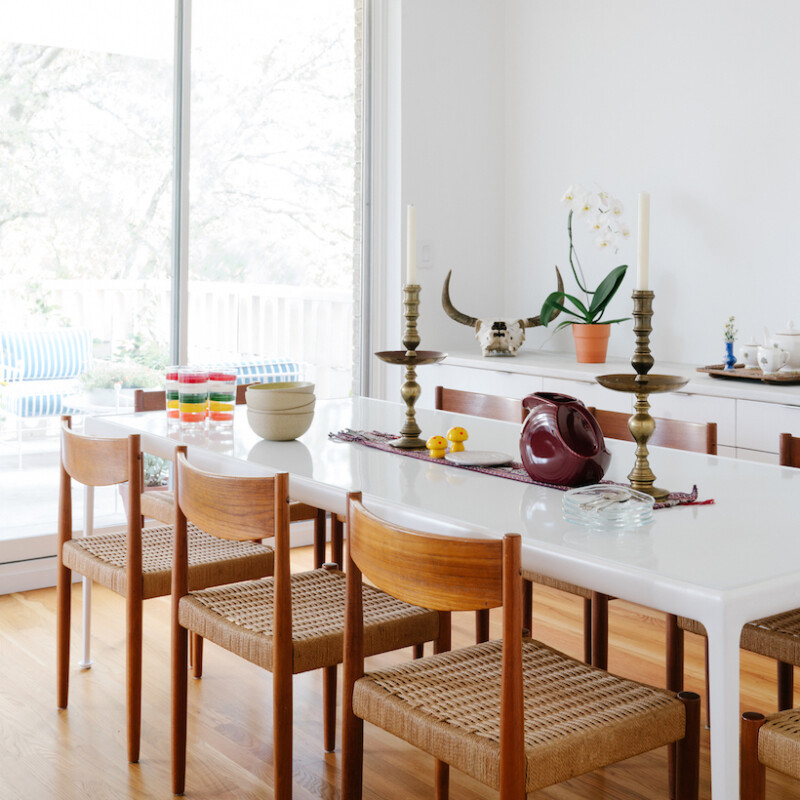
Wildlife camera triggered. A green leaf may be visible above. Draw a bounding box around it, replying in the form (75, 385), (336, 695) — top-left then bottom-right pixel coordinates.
(588, 264), (628, 316)
(540, 291), (590, 326)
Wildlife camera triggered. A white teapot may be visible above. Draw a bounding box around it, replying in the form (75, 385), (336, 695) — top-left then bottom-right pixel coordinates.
(758, 344), (790, 375)
(772, 321), (800, 371)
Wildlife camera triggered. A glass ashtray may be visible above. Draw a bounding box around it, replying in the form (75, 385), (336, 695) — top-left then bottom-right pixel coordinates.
(563, 484), (655, 529)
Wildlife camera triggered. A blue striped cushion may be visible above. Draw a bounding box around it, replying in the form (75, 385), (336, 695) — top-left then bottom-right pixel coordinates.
(3, 393), (64, 418)
(212, 358), (301, 385)
(1, 329), (92, 381)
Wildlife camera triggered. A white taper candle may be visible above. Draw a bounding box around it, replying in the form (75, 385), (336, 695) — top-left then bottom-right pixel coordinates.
(406, 204), (417, 285)
(637, 192), (650, 290)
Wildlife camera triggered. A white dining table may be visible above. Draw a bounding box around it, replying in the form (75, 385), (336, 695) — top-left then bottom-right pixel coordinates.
(86, 396), (800, 798)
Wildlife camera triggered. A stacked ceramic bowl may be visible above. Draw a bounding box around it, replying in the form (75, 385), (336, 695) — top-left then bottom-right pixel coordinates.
(245, 381), (316, 441)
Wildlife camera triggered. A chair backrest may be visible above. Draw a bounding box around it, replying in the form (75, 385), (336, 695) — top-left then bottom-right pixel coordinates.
(347, 494), (511, 612)
(134, 383), (249, 412)
(434, 386), (527, 424)
(58, 416), (143, 576)
(779, 433), (800, 467)
(174, 449), (288, 543)
(60, 415), (134, 488)
(587, 407), (717, 455)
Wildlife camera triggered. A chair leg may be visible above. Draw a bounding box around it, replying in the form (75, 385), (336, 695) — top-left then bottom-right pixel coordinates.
(740, 712), (766, 800)
(413, 643), (424, 659)
(323, 665), (337, 752)
(475, 609), (490, 643)
(341, 699), (364, 800)
(56, 563), (72, 709)
(777, 661), (793, 711)
(273, 660), (293, 799)
(521, 578), (532, 636)
(331, 515), (344, 569)
(665, 614), (684, 692)
(674, 691), (700, 800)
(313, 508), (327, 569)
(583, 597), (593, 663)
(191, 634), (204, 680)
(171, 623), (189, 795)
(126, 593), (143, 763)
(590, 592), (608, 669)
(435, 759), (449, 800)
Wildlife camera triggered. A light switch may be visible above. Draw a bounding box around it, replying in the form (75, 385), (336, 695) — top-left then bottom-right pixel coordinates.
(419, 240), (433, 269)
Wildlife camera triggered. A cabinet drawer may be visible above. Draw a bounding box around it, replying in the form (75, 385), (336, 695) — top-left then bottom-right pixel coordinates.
(737, 399), (800, 454)
(421, 365), (543, 409)
(541, 377), (633, 414)
(645, 391), (736, 448)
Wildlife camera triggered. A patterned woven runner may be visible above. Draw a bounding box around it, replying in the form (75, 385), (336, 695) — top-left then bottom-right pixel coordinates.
(329, 429), (714, 509)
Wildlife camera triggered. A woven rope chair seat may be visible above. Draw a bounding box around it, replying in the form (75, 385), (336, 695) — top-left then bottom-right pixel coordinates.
(353, 638), (686, 792)
(679, 610), (800, 665)
(62, 523), (274, 600)
(140, 489), (175, 524)
(520, 569), (592, 600)
(179, 568), (439, 675)
(759, 707), (800, 778)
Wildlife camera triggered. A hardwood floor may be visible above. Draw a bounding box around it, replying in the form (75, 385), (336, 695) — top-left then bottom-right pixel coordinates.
(2, 540), (800, 799)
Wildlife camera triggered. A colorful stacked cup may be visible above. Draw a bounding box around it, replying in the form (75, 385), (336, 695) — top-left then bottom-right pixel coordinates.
(178, 368), (209, 428)
(208, 367), (238, 427)
(166, 366), (180, 425)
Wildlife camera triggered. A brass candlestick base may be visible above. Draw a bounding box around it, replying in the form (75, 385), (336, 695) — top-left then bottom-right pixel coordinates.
(375, 284), (446, 449)
(596, 290), (688, 500)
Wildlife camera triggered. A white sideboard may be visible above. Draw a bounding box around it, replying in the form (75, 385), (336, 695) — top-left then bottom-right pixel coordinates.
(417, 349), (800, 463)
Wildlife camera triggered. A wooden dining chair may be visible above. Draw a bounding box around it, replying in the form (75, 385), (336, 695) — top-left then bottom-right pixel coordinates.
(587, 407), (718, 455)
(668, 432), (800, 714)
(434, 386), (603, 663)
(740, 708), (800, 799)
(133, 386), (328, 566)
(56, 416), (274, 763)
(170, 449), (442, 799)
(341, 492), (701, 800)
(585, 408), (718, 670)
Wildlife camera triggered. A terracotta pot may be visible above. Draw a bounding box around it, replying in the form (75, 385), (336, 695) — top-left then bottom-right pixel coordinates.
(572, 323), (611, 363)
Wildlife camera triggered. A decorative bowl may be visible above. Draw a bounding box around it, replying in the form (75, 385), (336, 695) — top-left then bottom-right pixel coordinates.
(245, 390), (316, 412)
(246, 408), (314, 441)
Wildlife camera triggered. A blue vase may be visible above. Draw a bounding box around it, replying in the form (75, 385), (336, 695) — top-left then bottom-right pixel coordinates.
(724, 341), (736, 370)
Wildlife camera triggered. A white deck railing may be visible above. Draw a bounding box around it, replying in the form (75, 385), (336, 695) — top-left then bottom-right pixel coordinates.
(1, 278), (354, 398)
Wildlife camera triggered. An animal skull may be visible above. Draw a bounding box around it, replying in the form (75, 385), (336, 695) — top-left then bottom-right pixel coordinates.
(441, 268), (564, 356)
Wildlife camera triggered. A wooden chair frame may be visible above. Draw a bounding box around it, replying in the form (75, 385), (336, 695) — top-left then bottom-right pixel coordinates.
(341, 493), (700, 800)
(57, 416), (147, 763)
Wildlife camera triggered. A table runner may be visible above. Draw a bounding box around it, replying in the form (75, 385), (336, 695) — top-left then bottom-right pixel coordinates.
(330, 429), (714, 509)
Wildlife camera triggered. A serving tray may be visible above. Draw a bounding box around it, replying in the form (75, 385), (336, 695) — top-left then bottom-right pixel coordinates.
(697, 364), (800, 384)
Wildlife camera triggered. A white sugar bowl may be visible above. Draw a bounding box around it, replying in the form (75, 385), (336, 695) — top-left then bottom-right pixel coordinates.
(772, 321), (800, 371)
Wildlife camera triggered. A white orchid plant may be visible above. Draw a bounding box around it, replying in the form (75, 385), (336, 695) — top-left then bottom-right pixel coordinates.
(540, 184), (631, 331)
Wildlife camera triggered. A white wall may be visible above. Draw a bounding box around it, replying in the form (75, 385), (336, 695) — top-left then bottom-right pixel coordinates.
(392, 0), (800, 373)
(393, 0), (506, 357)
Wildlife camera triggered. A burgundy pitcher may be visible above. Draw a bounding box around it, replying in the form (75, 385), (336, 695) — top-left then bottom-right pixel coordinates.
(519, 392), (610, 486)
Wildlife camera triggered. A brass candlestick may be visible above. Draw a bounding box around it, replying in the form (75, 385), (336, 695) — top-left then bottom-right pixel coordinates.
(375, 284), (446, 449)
(595, 290), (688, 500)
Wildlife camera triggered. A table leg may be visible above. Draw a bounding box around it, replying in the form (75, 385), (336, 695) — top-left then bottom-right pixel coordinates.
(706, 617), (743, 798)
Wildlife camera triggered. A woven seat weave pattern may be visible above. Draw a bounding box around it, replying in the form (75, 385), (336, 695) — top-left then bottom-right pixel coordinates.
(140, 490), (175, 524)
(62, 523), (274, 599)
(179, 569), (439, 674)
(679, 610), (800, 664)
(520, 569), (592, 600)
(353, 638), (686, 792)
(760, 707), (800, 778)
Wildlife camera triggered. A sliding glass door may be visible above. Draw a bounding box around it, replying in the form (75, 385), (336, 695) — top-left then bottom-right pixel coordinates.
(0, 0), (361, 587)
(188, 0), (357, 397)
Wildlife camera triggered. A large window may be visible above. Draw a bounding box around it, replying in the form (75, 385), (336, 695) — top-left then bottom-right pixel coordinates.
(188, 0), (356, 397)
(0, 0), (360, 580)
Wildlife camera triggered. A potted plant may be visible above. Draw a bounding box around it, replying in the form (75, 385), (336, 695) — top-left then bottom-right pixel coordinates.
(540, 185), (630, 363)
(79, 359), (163, 405)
